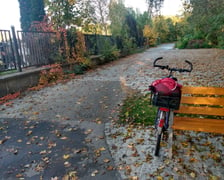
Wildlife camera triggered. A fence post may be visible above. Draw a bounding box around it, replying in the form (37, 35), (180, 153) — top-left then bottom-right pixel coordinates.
(11, 26), (22, 72)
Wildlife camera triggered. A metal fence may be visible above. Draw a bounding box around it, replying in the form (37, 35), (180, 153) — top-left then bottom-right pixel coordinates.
(17, 31), (59, 68)
(0, 30), (16, 71)
(0, 28), (59, 72)
(0, 27), (128, 73)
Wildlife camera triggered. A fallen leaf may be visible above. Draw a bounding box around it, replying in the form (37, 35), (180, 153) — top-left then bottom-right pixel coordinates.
(85, 138), (92, 143)
(13, 149), (18, 155)
(64, 161), (71, 167)
(103, 159), (110, 163)
(190, 172), (196, 178)
(63, 154), (70, 160)
(98, 136), (104, 139)
(130, 176), (139, 180)
(17, 139), (23, 143)
(91, 170), (99, 176)
(26, 130), (33, 136)
(42, 157), (50, 163)
(26, 141), (31, 145)
(136, 138), (144, 144)
(24, 164), (30, 168)
(74, 149), (82, 154)
(132, 151), (139, 157)
(0, 138), (8, 144)
(156, 176), (163, 180)
(84, 129), (93, 135)
(48, 142), (57, 149)
(107, 166), (114, 171)
(60, 136), (68, 140)
(99, 147), (106, 151)
(16, 174), (23, 178)
(189, 158), (198, 163)
(40, 150), (47, 155)
(51, 177), (59, 180)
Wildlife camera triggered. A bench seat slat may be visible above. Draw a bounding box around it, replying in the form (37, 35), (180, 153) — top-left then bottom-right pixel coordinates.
(182, 86), (224, 95)
(173, 116), (224, 134)
(181, 97), (224, 106)
(176, 106), (224, 116)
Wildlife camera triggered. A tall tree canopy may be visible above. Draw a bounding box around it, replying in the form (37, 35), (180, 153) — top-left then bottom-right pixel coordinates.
(45, 0), (95, 30)
(18, 0), (45, 31)
(183, 0), (224, 47)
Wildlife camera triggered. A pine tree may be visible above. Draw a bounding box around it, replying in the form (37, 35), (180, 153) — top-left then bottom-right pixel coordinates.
(18, 0), (46, 31)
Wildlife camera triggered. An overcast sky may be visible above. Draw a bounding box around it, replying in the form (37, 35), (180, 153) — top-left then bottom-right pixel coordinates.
(0, 0), (183, 30)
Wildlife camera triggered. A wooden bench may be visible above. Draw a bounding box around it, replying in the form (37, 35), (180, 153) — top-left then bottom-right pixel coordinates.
(173, 86), (224, 134)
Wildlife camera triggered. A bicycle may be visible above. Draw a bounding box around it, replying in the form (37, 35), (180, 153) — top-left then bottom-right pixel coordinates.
(149, 57), (193, 156)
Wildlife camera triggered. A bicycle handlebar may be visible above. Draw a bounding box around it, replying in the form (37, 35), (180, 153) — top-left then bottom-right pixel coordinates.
(153, 57), (193, 73)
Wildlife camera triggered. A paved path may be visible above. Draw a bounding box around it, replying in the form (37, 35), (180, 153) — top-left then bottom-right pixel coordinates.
(1, 43), (224, 179)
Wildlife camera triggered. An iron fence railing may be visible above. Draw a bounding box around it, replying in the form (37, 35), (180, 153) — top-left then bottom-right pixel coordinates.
(0, 28), (60, 73)
(1, 26), (140, 73)
(0, 29), (17, 71)
(17, 31), (59, 68)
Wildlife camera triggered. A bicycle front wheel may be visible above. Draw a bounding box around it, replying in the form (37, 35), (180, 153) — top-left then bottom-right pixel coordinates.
(154, 109), (165, 156)
(155, 132), (162, 156)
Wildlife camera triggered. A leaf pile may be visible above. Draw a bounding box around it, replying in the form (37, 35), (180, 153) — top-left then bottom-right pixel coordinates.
(0, 92), (20, 105)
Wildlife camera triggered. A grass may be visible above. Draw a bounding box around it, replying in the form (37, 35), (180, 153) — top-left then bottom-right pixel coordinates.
(119, 92), (157, 126)
(0, 69), (18, 76)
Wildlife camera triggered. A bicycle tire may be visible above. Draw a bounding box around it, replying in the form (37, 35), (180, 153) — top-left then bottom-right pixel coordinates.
(155, 132), (162, 156)
(154, 108), (167, 156)
(154, 108), (163, 156)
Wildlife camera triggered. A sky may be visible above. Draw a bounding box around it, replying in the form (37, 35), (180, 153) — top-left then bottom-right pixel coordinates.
(0, 0), (183, 31)
(125, 0), (183, 15)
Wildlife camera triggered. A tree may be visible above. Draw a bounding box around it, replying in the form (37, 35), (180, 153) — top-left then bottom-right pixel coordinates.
(109, 1), (142, 53)
(179, 0), (224, 48)
(153, 16), (169, 43)
(91, 0), (110, 35)
(45, 0), (95, 30)
(18, 0), (45, 31)
(165, 18), (177, 42)
(145, 0), (164, 17)
(109, 0), (128, 37)
(125, 10), (139, 45)
(136, 11), (152, 46)
(143, 25), (158, 46)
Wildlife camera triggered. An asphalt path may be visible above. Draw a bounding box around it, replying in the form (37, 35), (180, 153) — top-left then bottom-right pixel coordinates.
(0, 44), (174, 179)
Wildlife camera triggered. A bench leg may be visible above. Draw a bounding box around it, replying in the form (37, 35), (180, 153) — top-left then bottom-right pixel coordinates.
(168, 111), (174, 159)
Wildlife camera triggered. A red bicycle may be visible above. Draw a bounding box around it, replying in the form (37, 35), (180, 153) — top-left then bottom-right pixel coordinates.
(149, 57), (193, 156)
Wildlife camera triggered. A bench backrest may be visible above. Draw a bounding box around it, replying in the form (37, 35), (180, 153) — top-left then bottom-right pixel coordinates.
(175, 86), (224, 117)
(173, 86), (224, 134)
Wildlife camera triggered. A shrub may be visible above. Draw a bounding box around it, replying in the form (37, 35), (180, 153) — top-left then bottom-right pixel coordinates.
(73, 63), (88, 75)
(102, 46), (120, 62)
(39, 64), (64, 85)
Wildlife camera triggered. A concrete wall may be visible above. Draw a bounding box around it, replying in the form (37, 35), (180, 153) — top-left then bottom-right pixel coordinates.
(0, 69), (41, 98)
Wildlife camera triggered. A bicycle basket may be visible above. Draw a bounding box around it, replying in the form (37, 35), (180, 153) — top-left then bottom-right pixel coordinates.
(149, 78), (182, 110)
(151, 90), (181, 110)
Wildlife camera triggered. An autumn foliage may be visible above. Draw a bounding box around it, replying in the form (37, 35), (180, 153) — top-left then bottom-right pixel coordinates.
(0, 92), (21, 105)
(28, 64), (73, 91)
(39, 64), (64, 86)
